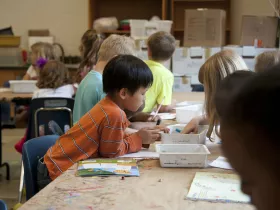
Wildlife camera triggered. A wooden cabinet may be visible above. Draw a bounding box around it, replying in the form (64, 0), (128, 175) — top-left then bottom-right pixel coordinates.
(88, 0), (168, 35)
(171, 0), (231, 46)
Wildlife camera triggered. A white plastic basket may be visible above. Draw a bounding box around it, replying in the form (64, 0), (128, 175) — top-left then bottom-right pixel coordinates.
(175, 104), (203, 124)
(9, 80), (37, 93)
(130, 19), (173, 39)
(155, 20), (173, 33)
(161, 124), (208, 144)
(156, 144), (210, 168)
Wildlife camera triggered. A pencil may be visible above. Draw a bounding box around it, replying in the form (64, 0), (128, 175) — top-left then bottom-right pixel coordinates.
(152, 96), (165, 120)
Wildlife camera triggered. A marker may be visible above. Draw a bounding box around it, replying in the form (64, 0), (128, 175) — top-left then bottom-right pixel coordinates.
(175, 128), (182, 133)
(156, 119), (161, 125)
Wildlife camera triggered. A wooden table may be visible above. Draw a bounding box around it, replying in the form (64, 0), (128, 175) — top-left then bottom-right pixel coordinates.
(0, 89), (32, 180)
(19, 143), (253, 210)
(0, 90), (33, 101)
(18, 92), (253, 210)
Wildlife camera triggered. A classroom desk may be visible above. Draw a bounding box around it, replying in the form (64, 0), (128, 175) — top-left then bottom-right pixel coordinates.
(19, 143), (254, 210)
(0, 90), (33, 101)
(18, 92), (253, 210)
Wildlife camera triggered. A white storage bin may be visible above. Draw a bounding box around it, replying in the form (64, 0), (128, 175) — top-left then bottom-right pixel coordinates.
(155, 20), (173, 33)
(156, 144), (210, 168)
(176, 101), (203, 107)
(9, 80), (37, 93)
(130, 19), (173, 39)
(161, 124), (208, 144)
(175, 104), (203, 124)
(130, 20), (150, 38)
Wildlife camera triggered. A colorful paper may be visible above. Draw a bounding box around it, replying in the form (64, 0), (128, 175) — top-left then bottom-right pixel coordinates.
(77, 159), (140, 177)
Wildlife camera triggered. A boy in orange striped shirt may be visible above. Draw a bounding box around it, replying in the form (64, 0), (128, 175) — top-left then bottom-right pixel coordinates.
(37, 55), (162, 189)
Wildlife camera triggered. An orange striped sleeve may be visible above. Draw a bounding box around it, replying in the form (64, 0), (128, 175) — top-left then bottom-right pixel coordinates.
(99, 116), (142, 158)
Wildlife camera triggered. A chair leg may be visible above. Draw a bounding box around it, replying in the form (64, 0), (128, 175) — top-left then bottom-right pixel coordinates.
(18, 162), (24, 203)
(0, 162), (10, 180)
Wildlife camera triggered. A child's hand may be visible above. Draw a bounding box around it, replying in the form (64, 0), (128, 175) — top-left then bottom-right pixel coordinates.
(181, 118), (199, 134)
(154, 125), (170, 134)
(137, 128), (161, 144)
(147, 115), (161, 122)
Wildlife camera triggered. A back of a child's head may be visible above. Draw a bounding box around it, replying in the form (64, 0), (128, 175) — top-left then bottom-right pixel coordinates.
(255, 51), (280, 73)
(215, 64), (280, 210)
(37, 60), (71, 89)
(147, 31), (176, 61)
(98, 35), (136, 62)
(199, 49), (249, 138)
(31, 42), (58, 60)
(217, 65), (280, 144)
(103, 55), (153, 95)
(215, 71), (255, 126)
(79, 29), (105, 68)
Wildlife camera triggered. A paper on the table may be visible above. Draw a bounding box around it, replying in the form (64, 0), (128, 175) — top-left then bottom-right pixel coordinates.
(209, 156), (233, 170)
(150, 112), (176, 120)
(119, 150), (159, 159)
(186, 172), (250, 203)
(0, 88), (11, 93)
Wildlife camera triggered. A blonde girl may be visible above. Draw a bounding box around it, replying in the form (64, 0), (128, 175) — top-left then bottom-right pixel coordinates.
(76, 30), (105, 84)
(23, 42), (58, 80)
(255, 51), (280, 73)
(181, 49), (248, 139)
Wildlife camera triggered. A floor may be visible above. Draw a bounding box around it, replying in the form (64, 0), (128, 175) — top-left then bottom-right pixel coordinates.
(0, 128), (25, 209)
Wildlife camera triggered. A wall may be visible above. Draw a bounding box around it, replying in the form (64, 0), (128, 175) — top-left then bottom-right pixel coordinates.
(231, 0), (277, 44)
(0, 0), (88, 55)
(0, 0), (278, 51)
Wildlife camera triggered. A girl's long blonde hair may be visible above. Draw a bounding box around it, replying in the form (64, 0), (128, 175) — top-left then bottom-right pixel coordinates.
(199, 49), (248, 139)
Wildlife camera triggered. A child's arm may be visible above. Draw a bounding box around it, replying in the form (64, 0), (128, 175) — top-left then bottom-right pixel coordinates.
(99, 119), (142, 158)
(158, 77), (174, 113)
(181, 115), (208, 134)
(23, 73), (31, 80)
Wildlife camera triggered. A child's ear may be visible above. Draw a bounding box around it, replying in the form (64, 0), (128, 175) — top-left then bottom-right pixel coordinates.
(147, 47), (152, 57)
(119, 88), (128, 100)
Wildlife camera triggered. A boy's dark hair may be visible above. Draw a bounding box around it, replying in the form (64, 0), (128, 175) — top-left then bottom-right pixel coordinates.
(147, 31), (176, 61)
(216, 66), (280, 145)
(103, 55), (153, 95)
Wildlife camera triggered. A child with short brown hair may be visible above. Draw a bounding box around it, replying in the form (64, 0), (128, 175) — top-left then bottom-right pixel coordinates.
(144, 31), (176, 113)
(33, 60), (74, 98)
(255, 51), (280, 73)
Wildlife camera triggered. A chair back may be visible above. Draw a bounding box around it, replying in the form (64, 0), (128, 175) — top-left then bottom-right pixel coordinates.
(0, 200), (7, 210)
(26, 98), (74, 141)
(22, 135), (58, 200)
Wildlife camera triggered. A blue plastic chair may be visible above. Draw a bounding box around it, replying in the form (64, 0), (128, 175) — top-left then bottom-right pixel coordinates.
(22, 135), (59, 200)
(0, 200), (7, 210)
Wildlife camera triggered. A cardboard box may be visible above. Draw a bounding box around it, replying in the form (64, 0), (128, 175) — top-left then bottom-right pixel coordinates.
(172, 47), (205, 76)
(184, 9), (226, 47)
(28, 30), (50, 36)
(240, 16), (278, 48)
(0, 36), (20, 47)
(173, 76), (192, 92)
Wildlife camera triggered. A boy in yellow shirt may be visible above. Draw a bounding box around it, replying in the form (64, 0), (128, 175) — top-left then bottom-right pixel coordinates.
(144, 31), (176, 113)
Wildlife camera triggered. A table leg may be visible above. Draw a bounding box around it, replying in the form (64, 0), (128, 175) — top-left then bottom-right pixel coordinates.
(0, 103), (11, 180)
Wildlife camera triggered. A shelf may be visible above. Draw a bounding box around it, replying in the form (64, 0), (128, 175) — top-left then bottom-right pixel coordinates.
(174, 28), (231, 32)
(101, 30), (130, 34)
(173, 0), (227, 2)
